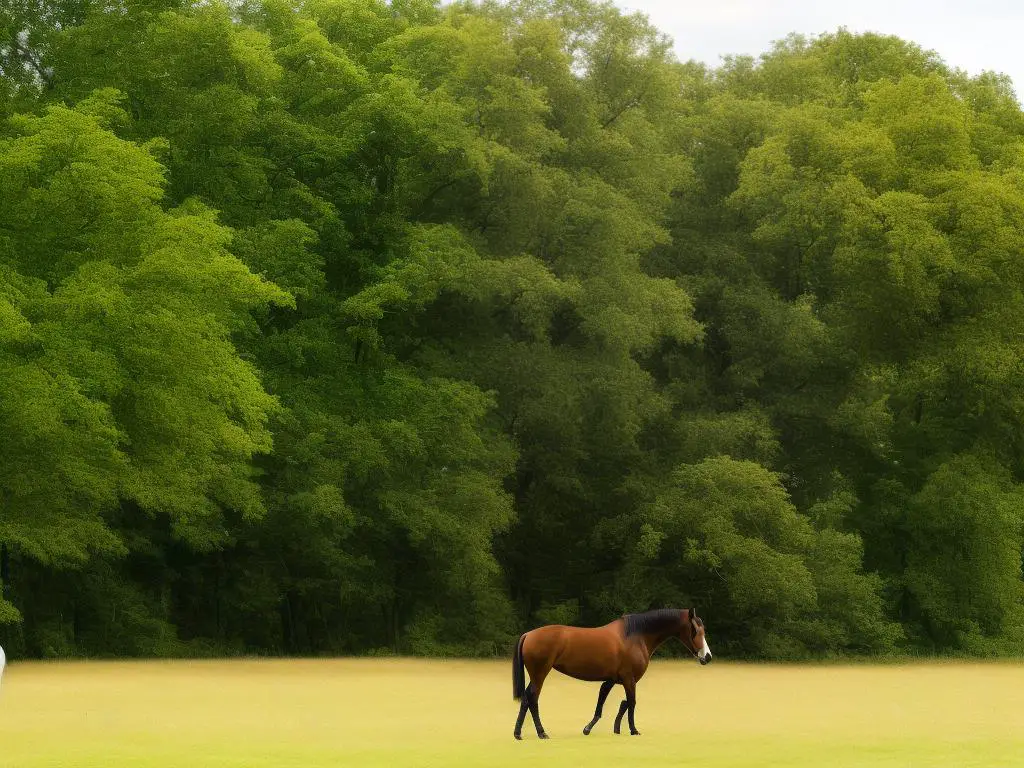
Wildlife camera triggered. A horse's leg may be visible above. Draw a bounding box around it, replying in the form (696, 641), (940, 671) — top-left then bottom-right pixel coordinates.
(516, 633), (553, 740)
(624, 679), (640, 736)
(613, 676), (641, 735)
(514, 694), (530, 740)
(583, 680), (615, 735)
(525, 681), (550, 738)
(515, 675), (550, 739)
(613, 698), (629, 734)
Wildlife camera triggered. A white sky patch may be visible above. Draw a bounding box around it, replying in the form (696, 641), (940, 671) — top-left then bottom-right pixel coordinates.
(614, 0), (1024, 97)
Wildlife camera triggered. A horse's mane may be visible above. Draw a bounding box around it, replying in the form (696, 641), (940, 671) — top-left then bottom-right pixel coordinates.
(622, 608), (684, 637)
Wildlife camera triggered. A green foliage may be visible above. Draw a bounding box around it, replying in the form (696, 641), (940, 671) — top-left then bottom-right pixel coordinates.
(0, 92), (287, 631)
(904, 454), (1024, 649)
(2, 0), (1024, 660)
(627, 457), (898, 657)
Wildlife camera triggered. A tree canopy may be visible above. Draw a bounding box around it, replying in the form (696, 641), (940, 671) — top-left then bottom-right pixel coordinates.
(2, 1), (1024, 659)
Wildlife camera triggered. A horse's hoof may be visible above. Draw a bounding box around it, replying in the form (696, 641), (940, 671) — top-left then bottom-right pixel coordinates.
(613, 728), (621, 735)
(539, 732), (550, 739)
(514, 733), (522, 741)
(583, 727), (592, 736)
(630, 730), (641, 736)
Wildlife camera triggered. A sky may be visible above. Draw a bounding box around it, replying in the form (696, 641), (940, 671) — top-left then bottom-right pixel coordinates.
(613, 0), (1024, 95)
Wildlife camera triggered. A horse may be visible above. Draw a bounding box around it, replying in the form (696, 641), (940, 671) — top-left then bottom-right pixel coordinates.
(511, 608), (711, 739)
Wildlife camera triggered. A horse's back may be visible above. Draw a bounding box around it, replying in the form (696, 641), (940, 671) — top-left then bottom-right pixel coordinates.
(524, 621), (626, 681)
(524, 621), (622, 649)
(521, 623), (570, 658)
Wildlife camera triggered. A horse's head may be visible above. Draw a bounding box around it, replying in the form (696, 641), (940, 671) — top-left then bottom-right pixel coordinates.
(680, 608), (712, 665)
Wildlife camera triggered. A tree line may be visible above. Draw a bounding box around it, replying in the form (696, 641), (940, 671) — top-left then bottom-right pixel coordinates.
(1, 0), (1023, 659)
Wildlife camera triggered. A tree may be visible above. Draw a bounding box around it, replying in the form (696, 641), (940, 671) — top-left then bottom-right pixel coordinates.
(0, 93), (287, 651)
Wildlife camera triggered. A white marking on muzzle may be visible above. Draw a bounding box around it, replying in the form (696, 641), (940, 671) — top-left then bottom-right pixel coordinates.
(698, 638), (711, 661)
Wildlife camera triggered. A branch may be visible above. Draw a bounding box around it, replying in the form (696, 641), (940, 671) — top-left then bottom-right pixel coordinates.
(601, 97), (640, 129)
(414, 176), (460, 218)
(7, 38), (53, 89)
(601, 77), (653, 129)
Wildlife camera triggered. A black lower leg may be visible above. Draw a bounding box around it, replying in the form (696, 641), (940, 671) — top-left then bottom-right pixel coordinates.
(613, 699), (628, 734)
(627, 696), (640, 735)
(583, 680), (615, 735)
(514, 696), (529, 740)
(526, 683), (548, 738)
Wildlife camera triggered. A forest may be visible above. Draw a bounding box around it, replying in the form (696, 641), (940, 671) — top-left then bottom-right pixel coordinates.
(2, 0), (1024, 660)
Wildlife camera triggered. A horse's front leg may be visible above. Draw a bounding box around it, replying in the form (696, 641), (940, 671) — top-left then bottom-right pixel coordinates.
(624, 679), (640, 735)
(613, 698), (628, 734)
(613, 679), (640, 735)
(582, 680), (615, 735)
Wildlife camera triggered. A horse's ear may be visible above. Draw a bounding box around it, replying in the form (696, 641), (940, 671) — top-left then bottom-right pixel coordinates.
(689, 607), (697, 621)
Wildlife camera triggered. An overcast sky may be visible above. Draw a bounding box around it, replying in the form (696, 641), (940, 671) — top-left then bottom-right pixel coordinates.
(614, 0), (1023, 96)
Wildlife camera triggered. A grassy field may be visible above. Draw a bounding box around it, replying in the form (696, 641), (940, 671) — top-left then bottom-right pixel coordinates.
(2, 657), (1024, 767)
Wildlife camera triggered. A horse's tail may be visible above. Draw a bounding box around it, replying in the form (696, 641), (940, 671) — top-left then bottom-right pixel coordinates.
(512, 633), (527, 701)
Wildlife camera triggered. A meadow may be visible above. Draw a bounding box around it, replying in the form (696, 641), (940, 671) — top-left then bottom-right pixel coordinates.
(1, 658), (1023, 767)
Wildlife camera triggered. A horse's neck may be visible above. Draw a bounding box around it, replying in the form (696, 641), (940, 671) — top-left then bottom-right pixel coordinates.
(640, 628), (675, 656)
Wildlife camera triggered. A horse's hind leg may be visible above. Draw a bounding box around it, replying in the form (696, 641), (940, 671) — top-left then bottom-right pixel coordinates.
(513, 682), (550, 740)
(514, 675), (549, 740)
(514, 696), (530, 740)
(583, 680), (615, 735)
(516, 637), (552, 739)
(525, 681), (549, 738)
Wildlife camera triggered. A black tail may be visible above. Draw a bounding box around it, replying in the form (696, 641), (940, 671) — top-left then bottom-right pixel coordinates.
(512, 633), (527, 701)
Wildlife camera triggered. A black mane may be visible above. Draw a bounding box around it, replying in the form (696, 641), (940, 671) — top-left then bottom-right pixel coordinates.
(623, 608), (684, 637)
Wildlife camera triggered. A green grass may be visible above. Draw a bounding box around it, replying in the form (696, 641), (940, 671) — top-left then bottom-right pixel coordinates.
(2, 658), (1024, 767)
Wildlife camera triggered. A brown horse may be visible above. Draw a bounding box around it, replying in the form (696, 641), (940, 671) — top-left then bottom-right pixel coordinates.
(512, 608), (711, 739)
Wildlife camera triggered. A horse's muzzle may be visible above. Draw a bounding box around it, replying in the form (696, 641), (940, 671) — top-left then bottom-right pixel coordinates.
(698, 653), (712, 665)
